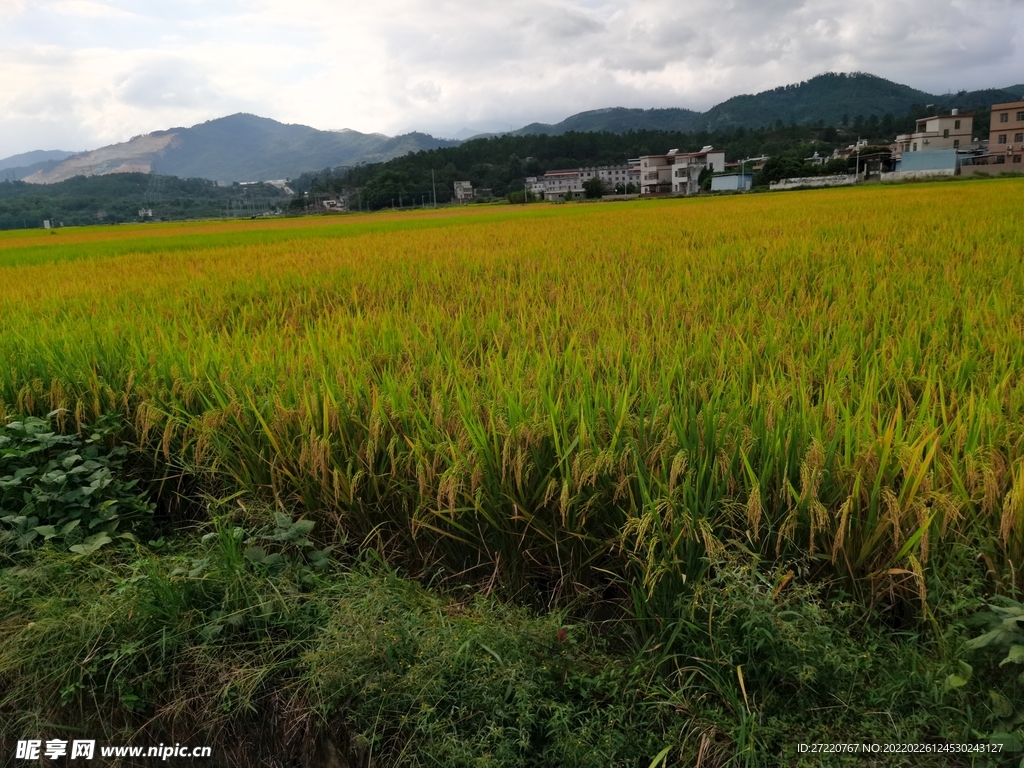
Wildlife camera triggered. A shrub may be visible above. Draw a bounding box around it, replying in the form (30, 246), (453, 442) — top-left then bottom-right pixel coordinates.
(0, 413), (154, 554)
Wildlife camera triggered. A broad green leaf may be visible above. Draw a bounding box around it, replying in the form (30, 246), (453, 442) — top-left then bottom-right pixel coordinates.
(967, 628), (1011, 650)
(991, 690), (1015, 719)
(942, 661), (971, 691)
(69, 532), (112, 555)
(990, 732), (1024, 752)
(1003, 646), (1024, 667)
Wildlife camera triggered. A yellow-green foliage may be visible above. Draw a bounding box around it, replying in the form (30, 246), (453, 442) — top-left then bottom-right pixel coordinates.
(3, 182), (1024, 612)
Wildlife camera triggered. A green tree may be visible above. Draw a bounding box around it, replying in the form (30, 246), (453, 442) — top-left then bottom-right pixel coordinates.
(362, 169), (411, 209)
(582, 176), (606, 199)
(698, 165), (714, 191)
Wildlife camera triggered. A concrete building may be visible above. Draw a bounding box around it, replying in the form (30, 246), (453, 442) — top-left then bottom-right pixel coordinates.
(453, 180), (474, 202)
(578, 163), (640, 191)
(670, 148), (725, 194)
(640, 147), (726, 195)
(639, 153), (674, 195)
(528, 171), (571, 199)
(711, 173), (753, 192)
(895, 110), (973, 154)
(988, 100), (1024, 168)
(527, 163), (640, 200)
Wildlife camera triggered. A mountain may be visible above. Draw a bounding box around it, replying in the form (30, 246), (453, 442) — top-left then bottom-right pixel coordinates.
(20, 115), (460, 185)
(515, 106), (701, 136)
(13, 73), (1024, 185)
(699, 73), (1024, 131)
(0, 150), (81, 182)
(0, 149), (78, 172)
(511, 73), (1024, 136)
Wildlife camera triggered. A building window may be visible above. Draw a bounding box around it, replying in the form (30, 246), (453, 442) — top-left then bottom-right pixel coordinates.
(912, 142), (917, 151)
(954, 120), (960, 129)
(1018, 112), (1024, 121)
(1016, 133), (1024, 143)
(1000, 113), (1009, 123)
(998, 135), (1008, 144)
(953, 139), (960, 148)
(1015, 156), (1023, 164)
(943, 129), (949, 138)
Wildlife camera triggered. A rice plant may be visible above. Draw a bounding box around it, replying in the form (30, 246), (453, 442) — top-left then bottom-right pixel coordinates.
(2, 180), (1023, 622)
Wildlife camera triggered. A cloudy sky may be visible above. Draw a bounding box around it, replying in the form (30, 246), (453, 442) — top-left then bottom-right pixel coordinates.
(1, 0), (1022, 156)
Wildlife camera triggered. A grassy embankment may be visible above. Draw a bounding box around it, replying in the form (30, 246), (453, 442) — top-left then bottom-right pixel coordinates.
(2, 182), (1024, 766)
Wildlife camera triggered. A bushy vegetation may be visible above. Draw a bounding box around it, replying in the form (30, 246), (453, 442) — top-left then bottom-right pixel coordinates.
(0, 512), (1015, 767)
(0, 174), (289, 230)
(2, 181), (1024, 764)
(0, 413), (153, 553)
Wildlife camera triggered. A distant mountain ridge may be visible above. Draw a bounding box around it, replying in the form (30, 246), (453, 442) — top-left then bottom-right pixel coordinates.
(6, 72), (1024, 185)
(0, 149), (78, 172)
(513, 73), (1024, 136)
(10, 115), (459, 185)
(0, 149), (80, 182)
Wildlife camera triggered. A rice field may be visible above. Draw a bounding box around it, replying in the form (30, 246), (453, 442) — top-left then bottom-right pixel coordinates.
(3, 180), (1024, 619)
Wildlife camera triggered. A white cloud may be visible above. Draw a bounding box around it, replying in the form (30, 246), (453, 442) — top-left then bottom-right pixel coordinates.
(0, 0), (26, 18)
(0, 0), (1022, 156)
(52, 1), (138, 19)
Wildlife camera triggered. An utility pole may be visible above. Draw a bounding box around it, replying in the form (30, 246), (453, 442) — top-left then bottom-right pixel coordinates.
(431, 170), (437, 208)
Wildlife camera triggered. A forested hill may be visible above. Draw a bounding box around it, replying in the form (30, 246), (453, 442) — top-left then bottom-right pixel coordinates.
(6, 115), (459, 185)
(514, 73), (1024, 135)
(513, 106), (701, 136)
(148, 116), (459, 183)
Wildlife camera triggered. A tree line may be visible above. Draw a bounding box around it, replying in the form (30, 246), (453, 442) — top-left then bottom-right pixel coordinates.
(291, 103), (976, 209)
(0, 174), (291, 230)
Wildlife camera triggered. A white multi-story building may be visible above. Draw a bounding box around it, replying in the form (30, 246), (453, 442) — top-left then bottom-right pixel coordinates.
(454, 180), (474, 202)
(639, 147), (726, 195)
(527, 162), (640, 200)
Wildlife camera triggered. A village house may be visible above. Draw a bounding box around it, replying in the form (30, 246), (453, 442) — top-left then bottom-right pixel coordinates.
(639, 147), (725, 195)
(986, 100), (1024, 168)
(894, 110), (973, 154)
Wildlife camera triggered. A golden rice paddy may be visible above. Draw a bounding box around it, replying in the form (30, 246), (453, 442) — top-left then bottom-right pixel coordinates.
(3, 180), (1023, 609)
